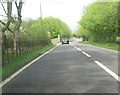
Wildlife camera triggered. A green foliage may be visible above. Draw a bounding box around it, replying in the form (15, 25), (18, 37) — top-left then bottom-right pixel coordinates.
(42, 17), (72, 39)
(4, 17), (71, 45)
(75, 26), (90, 41)
(79, 41), (118, 51)
(20, 19), (50, 45)
(76, 1), (118, 43)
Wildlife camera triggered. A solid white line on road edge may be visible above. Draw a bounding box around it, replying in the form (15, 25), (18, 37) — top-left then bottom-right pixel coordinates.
(0, 44), (59, 88)
(82, 51), (91, 58)
(81, 43), (118, 53)
(77, 48), (81, 51)
(94, 61), (120, 82)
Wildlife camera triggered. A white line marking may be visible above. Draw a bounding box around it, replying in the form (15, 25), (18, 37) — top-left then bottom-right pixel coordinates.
(74, 46), (77, 48)
(70, 43), (74, 46)
(77, 48), (81, 51)
(70, 43), (75, 47)
(70, 43), (77, 49)
(94, 61), (120, 81)
(81, 43), (118, 53)
(70, 43), (82, 51)
(0, 44), (59, 88)
(82, 51), (91, 58)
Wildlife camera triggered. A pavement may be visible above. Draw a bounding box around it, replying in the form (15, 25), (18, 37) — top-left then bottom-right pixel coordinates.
(2, 39), (119, 93)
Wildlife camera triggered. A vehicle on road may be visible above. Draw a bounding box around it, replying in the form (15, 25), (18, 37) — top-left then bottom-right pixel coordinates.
(62, 38), (69, 44)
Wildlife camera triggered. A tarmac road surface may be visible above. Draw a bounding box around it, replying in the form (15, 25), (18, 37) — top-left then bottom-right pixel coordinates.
(2, 40), (118, 93)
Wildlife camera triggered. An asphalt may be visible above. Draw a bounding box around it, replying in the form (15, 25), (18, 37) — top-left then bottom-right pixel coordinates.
(2, 41), (118, 93)
(73, 41), (118, 75)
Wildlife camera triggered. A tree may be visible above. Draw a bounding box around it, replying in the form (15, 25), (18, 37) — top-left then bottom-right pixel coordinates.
(75, 26), (90, 41)
(77, 1), (118, 42)
(0, 0), (24, 50)
(42, 17), (72, 39)
(13, 0), (24, 49)
(20, 19), (50, 46)
(0, 1), (12, 39)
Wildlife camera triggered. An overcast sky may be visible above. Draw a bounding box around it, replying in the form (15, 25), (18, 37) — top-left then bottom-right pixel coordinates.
(22, 0), (97, 33)
(0, 0), (96, 33)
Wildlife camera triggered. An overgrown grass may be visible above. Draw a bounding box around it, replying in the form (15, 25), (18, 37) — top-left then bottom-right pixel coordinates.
(2, 44), (56, 80)
(78, 41), (118, 51)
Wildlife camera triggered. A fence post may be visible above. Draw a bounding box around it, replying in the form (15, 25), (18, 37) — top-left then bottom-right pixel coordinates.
(0, 24), (2, 95)
(11, 41), (14, 61)
(19, 40), (21, 56)
(24, 41), (26, 54)
(6, 42), (9, 63)
(16, 41), (18, 57)
(28, 41), (30, 53)
(22, 41), (24, 55)
(26, 41), (28, 54)
(47, 28), (51, 44)
(1, 39), (4, 66)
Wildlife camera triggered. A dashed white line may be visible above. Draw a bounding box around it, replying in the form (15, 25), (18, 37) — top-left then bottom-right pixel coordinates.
(0, 43), (59, 88)
(77, 48), (81, 51)
(70, 43), (76, 47)
(71, 43), (90, 57)
(94, 61), (120, 82)
(82, 51), (91, 58)
(74, 46), (76, 48)
(71, 43), (79, 50)
(70, 43), (74, 46)
(71, 43), (119, 81)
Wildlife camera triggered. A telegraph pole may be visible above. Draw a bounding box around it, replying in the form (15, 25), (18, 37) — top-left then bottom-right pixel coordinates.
(0, 25), (2, 94)
(40, 2), (43, 27)
(40, 2), (43, 46)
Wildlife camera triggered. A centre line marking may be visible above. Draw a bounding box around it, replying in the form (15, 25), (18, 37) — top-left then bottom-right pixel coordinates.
(77, 48), (81, 51)
(82, 51), (91, 58)
(94, 61), (120, 82)
(71, 43), (119, 81)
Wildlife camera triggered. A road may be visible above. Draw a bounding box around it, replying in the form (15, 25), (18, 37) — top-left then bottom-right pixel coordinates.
(2, 40), (118, 93)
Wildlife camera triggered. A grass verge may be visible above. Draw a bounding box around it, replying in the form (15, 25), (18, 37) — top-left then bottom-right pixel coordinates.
(2, 44), (56, 80)
(78, 41), (118, 51)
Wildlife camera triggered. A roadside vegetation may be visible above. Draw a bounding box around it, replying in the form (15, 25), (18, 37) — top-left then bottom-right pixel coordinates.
(74, 1), (119, 51)
(79, 41), (118, 51)
(2, 44), (56, 80)
(0, 1), (72, 80)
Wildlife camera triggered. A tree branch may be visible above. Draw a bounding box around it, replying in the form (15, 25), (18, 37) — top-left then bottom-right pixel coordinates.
(0, 20), (14, 34)
(15, 1), (18, 10)
(0, 1), (7, 15)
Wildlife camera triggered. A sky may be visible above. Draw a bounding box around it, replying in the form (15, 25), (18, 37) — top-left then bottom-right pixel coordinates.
(0, 0), (96, 33)
(21, 0), (97, 33)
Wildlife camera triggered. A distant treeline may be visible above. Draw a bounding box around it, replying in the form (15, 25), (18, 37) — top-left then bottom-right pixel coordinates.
(74, 1), (119, 43)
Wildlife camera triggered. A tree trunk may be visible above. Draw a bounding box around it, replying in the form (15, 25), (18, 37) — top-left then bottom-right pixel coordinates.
(13, 18), (22, 49)
(13, 1), (23, 50)
(14, 30), (19, 50)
